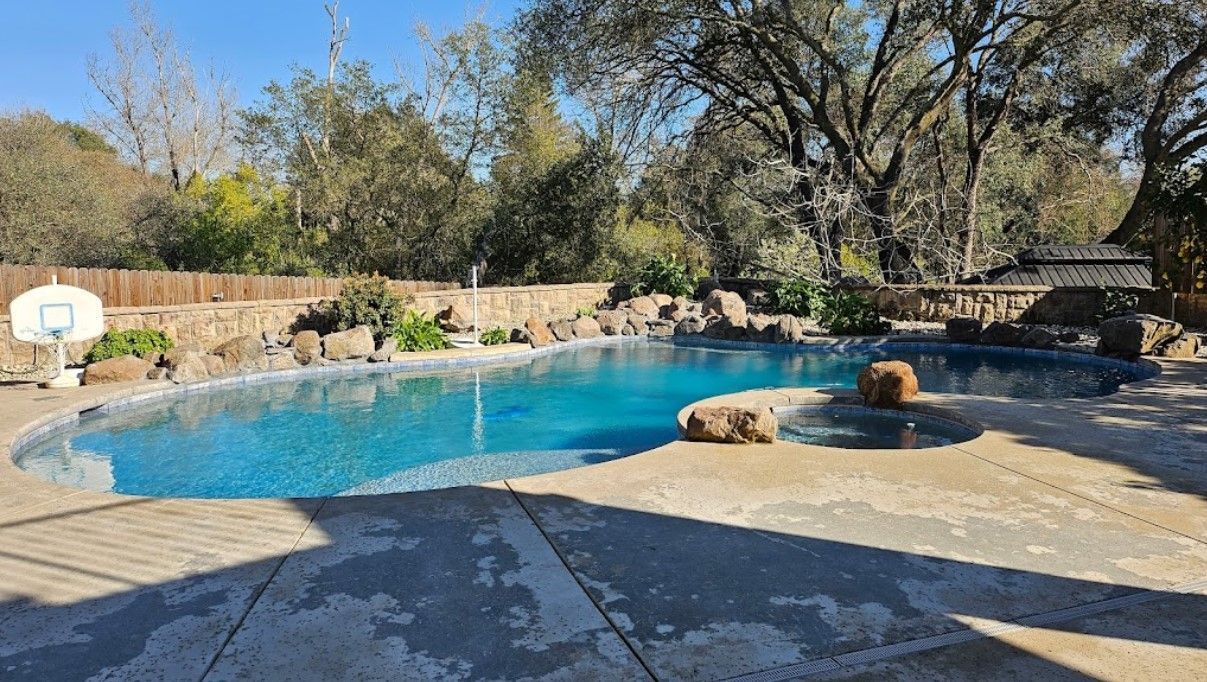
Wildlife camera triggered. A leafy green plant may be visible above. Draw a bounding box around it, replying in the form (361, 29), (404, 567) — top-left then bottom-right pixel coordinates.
(84, 329), (174, 363)
(393, 310), (448, 352)
(770, 279), (831, 319)
(574, 306), (596, 317)
(327, 274), (412, 341)
(480, 327), (509, 346)
(631, 254), (695, 298)
(1093, 285), (1139, 324)
(823, 292), (891, 335)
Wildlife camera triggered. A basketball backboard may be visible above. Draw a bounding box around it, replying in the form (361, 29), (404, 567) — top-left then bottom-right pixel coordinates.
(10, 284), (105, 344)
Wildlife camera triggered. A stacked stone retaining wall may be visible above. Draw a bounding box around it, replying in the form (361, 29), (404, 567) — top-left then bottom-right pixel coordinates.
(1, 283), (624, 368)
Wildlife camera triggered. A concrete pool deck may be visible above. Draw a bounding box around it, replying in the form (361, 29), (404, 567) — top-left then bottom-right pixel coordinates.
(0, 350), (1204, 680)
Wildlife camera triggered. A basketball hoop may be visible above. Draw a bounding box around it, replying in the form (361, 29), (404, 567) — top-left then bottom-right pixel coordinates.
(8, 276), (105, 388)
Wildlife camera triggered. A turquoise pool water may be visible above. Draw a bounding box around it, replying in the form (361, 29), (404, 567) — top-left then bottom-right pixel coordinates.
(15, 339), (1142, 498)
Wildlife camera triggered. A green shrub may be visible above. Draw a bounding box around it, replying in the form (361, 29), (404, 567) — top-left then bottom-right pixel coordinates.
(393, 310), (448, 352)
(327, 274), (411, 341)
(84, 329), (174, 363)
(1093, 285), (1139, 324)
(480, 327), (509, 346)
(632, 254), (695, 298)
(823, 292), (891, 335)
(574, 306), (596, 317)
(770, 279), (831, 319)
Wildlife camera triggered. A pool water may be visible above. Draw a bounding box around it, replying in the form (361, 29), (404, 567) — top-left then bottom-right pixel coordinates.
(777, 406), (979, 449)
(15, 340), (1141, 498)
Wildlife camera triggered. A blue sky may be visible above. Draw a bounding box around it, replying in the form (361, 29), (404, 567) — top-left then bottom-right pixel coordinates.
(3, 1), (523, 122)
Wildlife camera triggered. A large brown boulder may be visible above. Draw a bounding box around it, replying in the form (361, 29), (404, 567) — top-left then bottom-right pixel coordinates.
(665, 296), (692, 322)
(649, 293), (674, 308)
(945, 316), (982, 343)
(979, 321), (1026, 347)
(168, 356), (211, 384)
(213, 334), (267, 371)
(626, 312), (652, 336)
(685, 406), (778, 444)
(201, 354), (227, 375)
(593, 310), (628, 335)
(1152, 332), (1201, 359)
(436, 304), (473, 333)
(549, 319), (576, 342)
(625, 295), (662, 317)
(648, 320), (676, 337)
(291, 330), (322, 362)
(268, 353), (299, 371)
(571, 315), (603, 339)
(368, 337), (398, 363)
(857, 361), (920, 408)
(774, 315), (806, 344)
(675, 314), (706, 335)
(702, 289), (748, 328)
(524, 317), (555, 347)
(702, 316), (747, 340)
(83, 355), (153, 385)
(1097, 314), (1184, 358)
(322, 326), (375, 360)
(162, 346), (203, 369)
(1020, 327), (1058, 350)
(746, 314), (778, 343)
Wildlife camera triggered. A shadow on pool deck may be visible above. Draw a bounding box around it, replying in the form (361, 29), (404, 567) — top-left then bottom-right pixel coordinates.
(1, 484), (1203, 681)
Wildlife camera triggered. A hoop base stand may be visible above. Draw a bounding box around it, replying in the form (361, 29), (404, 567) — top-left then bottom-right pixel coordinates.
(39, 340), (79, 389)
(41, 374), (80, 389)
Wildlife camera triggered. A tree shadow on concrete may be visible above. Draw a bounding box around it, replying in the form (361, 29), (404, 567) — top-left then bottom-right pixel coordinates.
(1, 485), (1203, 680)
(925, 359), (1207, 504)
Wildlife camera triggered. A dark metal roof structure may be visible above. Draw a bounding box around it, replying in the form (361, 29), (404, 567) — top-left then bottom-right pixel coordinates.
(975, 244), (1153, 288)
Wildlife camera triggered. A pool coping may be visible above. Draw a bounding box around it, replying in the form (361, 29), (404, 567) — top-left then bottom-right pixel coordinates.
(3, 334), (1163, 501)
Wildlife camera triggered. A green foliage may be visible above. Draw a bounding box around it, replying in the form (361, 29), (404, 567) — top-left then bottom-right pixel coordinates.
(479, 327), (509, 345)
(769, 279), (831, 319)
(483, 72), (621, 284)
(150, 165), (315, 275)
(823, 292), (890, 336)
(1093, 286), (1139, 324)
(768, 279), (887, 334)
(631, 254), (694, 297)
(243, 60), (483, 280)
(327, 274), (411, 341)
(1154, 161), (1206, 292)
(0, 112), (165, 268)
(574, 306), (595, 317)
(393, 310), (449, 351)
(84, 329), (174, 363)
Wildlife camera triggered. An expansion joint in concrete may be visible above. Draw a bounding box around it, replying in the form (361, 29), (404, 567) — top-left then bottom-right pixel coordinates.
(199, 496), (330, 681)
(503, 480), (659, 681)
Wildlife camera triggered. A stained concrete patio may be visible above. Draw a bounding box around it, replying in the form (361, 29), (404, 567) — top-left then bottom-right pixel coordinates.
(0, 352), (1205, 680)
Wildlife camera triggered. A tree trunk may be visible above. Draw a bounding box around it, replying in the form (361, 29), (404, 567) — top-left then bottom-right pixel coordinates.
(865, 188), (921, 284)
(1103, 166), (1159, 246)
(956, 152), (984, 279)
(790, 176), (843, 283)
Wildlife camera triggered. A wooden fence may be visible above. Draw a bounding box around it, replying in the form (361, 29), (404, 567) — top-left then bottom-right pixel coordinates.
(0, 265), (457, 315)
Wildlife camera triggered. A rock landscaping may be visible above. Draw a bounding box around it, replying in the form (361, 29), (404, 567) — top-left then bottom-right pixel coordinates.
(1095, 313), (1193, 360)
(74, 287), (1203, 389)
(684, 406), (778, 444)
(937, 310), (1204, 361)
(857, 360), (919, 408)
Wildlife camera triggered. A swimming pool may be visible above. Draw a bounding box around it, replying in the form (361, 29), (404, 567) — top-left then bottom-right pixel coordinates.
(14, 338), (1146, 498)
